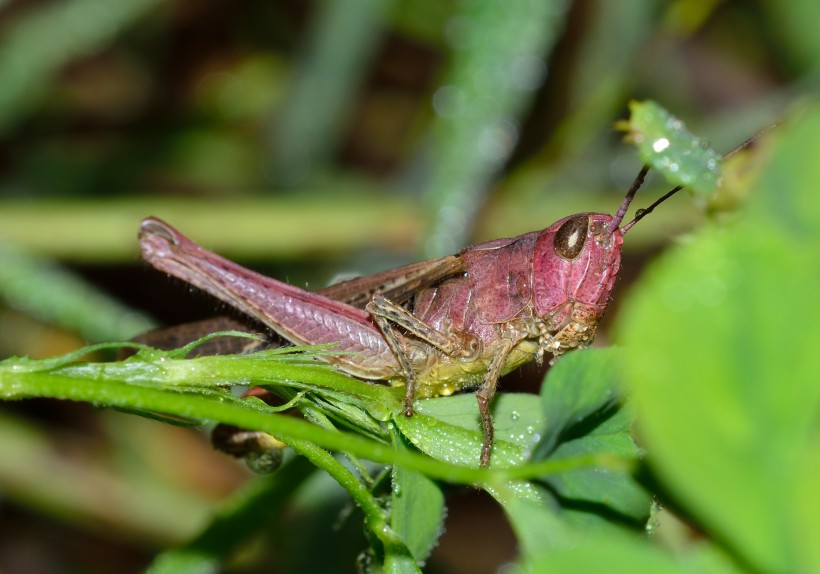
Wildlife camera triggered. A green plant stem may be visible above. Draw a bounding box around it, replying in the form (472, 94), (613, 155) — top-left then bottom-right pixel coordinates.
(492, 453), (640, 482)
(0, 370), (480, 482)
(285, 437), (412, 560)
(1, 363), (630, 485)
(1, 369), (411, 558)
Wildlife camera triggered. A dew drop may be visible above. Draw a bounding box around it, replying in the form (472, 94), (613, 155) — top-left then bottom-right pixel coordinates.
(245, 448), (283, 474)
(652, 137), (670, 153)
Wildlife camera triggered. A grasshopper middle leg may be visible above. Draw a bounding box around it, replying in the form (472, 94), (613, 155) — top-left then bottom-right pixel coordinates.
(366, 295), (475, 416)
(476, 338), (514, 467)
(367, 295), (513, 467)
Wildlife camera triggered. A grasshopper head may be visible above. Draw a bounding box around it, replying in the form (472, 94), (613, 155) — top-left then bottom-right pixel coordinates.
(531, 212), (624, 353)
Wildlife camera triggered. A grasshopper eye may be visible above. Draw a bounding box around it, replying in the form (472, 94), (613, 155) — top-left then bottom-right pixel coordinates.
(554, 215), (589, 259)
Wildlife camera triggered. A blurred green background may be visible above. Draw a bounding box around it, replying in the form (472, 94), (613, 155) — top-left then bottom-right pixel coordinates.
(0, 1), (816, 572)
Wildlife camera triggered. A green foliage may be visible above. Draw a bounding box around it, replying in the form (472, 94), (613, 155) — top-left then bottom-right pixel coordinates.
(524, 106), (820, 573)
(390, 431), (445, 566)
(615, 106), (820, 574)
(422, 0), (569, 255)
(0, 337), (645, 571)
(1, 0), (819, 571)
(3, 98), (820, 572)
(0, 0), (162, 133)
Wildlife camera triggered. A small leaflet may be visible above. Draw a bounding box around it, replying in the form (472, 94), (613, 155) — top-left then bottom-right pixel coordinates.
(620, 100), (722, 195)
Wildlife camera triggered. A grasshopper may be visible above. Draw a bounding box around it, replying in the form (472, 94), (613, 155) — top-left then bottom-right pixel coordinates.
(138, 167), (665, 468)
(140, 117), (770, 468)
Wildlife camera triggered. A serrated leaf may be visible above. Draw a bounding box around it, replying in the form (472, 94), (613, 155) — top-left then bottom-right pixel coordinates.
(535, 347), (620, 456)
(533, 348), (651, 526)
(623, 100), (721, 194)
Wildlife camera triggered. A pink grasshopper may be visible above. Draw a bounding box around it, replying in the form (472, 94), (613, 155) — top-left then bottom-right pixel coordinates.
(138, 167), (663, 468)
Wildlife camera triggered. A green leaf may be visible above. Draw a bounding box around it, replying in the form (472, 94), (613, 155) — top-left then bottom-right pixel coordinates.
(548, 407), (649, 527)
(622, 100), (722, 195)
(488, 479), (575, 561)
(390, 430), (445, 566)
(534, 348), (651, 526)
(523, 531), (740, 574)
(394, 393), (544, 467)
(747, 106), (820, 249)
(616, 105), (820, 573)
(535, 347), (620, 455)
(395, 350), (651, 561)
(383, 553), (422, 574)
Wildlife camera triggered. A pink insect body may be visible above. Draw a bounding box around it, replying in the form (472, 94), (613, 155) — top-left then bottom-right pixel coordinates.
(140, 204), (629, 467)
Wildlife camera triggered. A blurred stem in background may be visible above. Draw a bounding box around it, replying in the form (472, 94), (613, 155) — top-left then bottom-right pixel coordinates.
(0, 239), (154, 344)
(268, 0), (395, 186)
(421, 0), (569, 257)
(0, 0), (162, 134)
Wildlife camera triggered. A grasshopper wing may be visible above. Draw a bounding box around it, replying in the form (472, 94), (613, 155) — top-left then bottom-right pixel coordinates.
(131, 254), (464, 355)
(318, 255), (465, 308)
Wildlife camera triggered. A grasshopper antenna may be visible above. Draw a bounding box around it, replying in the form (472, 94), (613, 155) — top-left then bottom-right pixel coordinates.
(607, 165), (650, 232)
(619, 124), (777, 235)
(620, 184), (682, 234)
